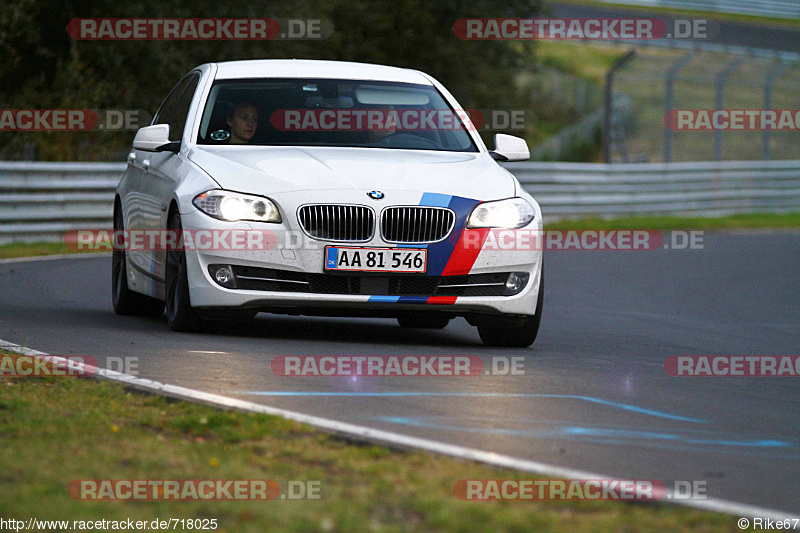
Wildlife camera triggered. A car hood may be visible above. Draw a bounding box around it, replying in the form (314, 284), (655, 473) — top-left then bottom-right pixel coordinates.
(188, 146), (516, 200)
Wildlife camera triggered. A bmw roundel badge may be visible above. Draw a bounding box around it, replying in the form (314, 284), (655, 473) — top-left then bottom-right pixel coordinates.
(367, 190), (385, 200)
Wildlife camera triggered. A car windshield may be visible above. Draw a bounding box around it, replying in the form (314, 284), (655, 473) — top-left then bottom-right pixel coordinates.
(197, 78), (478, 152)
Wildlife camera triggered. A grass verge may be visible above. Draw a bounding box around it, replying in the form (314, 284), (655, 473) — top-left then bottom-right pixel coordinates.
(546, 212), (800, 230)
(535, 41), (628, 84)
(0, 351), (739, 532)
(0, 241), (104, 260)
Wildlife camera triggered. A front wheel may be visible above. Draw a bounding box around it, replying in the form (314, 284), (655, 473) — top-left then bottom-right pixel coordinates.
(165, 212), (203, 332)
(478, 266), (543, 348)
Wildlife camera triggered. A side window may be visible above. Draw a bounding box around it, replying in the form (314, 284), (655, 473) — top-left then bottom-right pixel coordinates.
(168, 74), (200, 142)
(152, 77), (189, 127)
(152, 73), (200, 142)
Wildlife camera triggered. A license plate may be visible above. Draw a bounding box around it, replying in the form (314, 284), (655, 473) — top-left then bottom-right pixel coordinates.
(324, 247), (427, 273)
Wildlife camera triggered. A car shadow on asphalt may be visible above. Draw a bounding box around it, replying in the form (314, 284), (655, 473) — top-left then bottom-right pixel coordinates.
(106, 311), (490, 348)
(204, 315), (484, 347)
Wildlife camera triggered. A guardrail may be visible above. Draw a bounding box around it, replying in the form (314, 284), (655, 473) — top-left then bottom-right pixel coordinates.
(0, 162), (123, 243)
(508, 160), (800, 220)
(1, 160), (799, 243)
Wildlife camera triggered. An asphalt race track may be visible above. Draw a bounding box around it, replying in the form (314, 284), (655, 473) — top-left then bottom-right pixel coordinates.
(1, 231), (798, 514)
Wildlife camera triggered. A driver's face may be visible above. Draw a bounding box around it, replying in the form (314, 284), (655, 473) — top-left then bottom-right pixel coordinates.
(227, 105), (258, 144)
(366, 108), (397, 143)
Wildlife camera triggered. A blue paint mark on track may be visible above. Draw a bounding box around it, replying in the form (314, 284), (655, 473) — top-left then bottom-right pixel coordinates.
(237, 391), (705, 423)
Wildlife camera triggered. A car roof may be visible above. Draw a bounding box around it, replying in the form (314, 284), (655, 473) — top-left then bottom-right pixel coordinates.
(210, 59), (431, 84)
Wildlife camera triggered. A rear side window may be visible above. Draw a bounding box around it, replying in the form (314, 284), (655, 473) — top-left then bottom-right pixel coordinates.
(153, 72), (200, 142)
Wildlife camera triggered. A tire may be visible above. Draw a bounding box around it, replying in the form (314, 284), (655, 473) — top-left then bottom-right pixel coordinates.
(165, 211), (203, 332)
(112, 205), (165, 317)
(478, 265), (544, 348)
(397, 314), (450, 329)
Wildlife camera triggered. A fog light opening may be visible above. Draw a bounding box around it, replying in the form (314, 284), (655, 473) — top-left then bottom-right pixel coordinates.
(212, 265), (236, 289)
(503, 272), (529, 296)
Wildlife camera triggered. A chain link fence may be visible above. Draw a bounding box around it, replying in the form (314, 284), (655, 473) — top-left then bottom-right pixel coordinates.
(605, 45), (800, 163)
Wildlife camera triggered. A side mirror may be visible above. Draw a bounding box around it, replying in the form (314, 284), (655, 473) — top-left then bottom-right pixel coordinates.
(132, 124), (179, 153)
(489, 134), (530, 162)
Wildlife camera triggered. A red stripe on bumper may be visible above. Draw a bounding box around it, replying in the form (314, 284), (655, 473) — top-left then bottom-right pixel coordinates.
(426, 296), (457, 305)
(441, 228), (490, 276)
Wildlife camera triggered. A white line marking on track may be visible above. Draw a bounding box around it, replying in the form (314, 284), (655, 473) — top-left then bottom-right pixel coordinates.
(0, 337), (796, 520)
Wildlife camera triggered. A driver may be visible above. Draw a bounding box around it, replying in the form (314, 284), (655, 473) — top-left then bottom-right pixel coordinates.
(365, 105), (397, 145)
(226, 102), (258, 144)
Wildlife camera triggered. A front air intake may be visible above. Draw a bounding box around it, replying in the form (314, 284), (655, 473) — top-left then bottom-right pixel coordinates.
(297, 204), (374, 242)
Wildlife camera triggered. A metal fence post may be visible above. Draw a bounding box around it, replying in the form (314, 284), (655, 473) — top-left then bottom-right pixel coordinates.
(713, 56), (746, 161)
(603, 50), (636, 163)
(664, 52), (694, 162)
(763, 59), (789, 160)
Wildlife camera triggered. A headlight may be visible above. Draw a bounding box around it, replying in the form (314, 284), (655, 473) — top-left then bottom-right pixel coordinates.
(466, 198), (535, 229)
(192, 190), (281, 223)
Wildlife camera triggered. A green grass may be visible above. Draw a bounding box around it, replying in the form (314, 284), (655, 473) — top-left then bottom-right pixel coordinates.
(0, 241), (105, 260)
(535, 41), (629, 84)
(0, 351), (739, 532)
(546, 212), (800, 230)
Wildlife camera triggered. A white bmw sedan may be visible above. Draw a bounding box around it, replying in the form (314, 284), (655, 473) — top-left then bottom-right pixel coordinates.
(113, 59), (543, 347)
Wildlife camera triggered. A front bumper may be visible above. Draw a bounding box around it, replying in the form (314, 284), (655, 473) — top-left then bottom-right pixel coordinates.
(181, 196), (543, 318)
